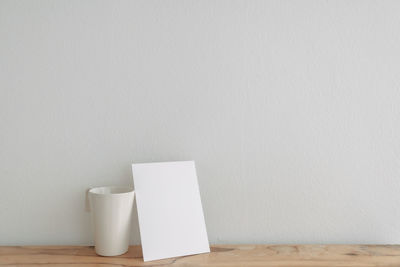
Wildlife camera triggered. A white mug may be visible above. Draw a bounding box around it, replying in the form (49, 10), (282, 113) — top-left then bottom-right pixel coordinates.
(87, 186), (135, 256)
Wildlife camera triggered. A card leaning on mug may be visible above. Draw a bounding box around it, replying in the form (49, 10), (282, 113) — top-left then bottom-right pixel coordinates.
(132, 161), (210, 262)
(87, 186), (135, 256)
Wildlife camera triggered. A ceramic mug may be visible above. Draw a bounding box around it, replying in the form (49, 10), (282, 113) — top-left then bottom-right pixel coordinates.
(87, 186), (135, 256)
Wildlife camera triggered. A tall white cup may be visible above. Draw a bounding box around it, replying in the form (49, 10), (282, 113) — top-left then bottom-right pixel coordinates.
(88, 186), (135, 256)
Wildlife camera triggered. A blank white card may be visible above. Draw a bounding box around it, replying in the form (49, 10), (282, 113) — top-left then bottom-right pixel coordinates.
(132, 161), (210, 261)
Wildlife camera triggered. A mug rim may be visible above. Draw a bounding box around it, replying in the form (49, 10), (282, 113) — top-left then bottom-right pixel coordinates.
(89, 186), (134, 196)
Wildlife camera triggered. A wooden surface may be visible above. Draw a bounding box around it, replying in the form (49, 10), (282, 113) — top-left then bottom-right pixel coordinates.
(1, 245), (400, 267)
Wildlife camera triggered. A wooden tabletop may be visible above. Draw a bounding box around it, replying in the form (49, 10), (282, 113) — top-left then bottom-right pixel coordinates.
(1, 245), (400, 267)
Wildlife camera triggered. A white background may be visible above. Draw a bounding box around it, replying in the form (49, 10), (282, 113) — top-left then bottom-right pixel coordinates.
(1, 0), (400, 245)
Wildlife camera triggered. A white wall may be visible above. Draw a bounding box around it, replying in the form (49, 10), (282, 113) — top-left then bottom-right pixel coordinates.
(1, 0), (400, 245)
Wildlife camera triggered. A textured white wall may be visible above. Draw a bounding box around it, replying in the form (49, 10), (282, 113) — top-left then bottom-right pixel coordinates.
(1, 0), (400, 245)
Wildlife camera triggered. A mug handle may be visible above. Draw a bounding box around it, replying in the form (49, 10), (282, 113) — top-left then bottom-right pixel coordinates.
(85, 188), (91, 212)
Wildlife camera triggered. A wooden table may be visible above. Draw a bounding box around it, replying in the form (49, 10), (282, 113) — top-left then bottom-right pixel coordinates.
(1, 245), (400, 266)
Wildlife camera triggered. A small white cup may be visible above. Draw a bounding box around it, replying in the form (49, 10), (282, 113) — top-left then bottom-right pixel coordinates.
(88, 186), (135, 256)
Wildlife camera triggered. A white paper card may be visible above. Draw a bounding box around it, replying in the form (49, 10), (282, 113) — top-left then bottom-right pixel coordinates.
(132, 161), (210, 261)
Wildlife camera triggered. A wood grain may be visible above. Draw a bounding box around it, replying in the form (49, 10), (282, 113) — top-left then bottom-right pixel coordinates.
(1, 245), (400, 267)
